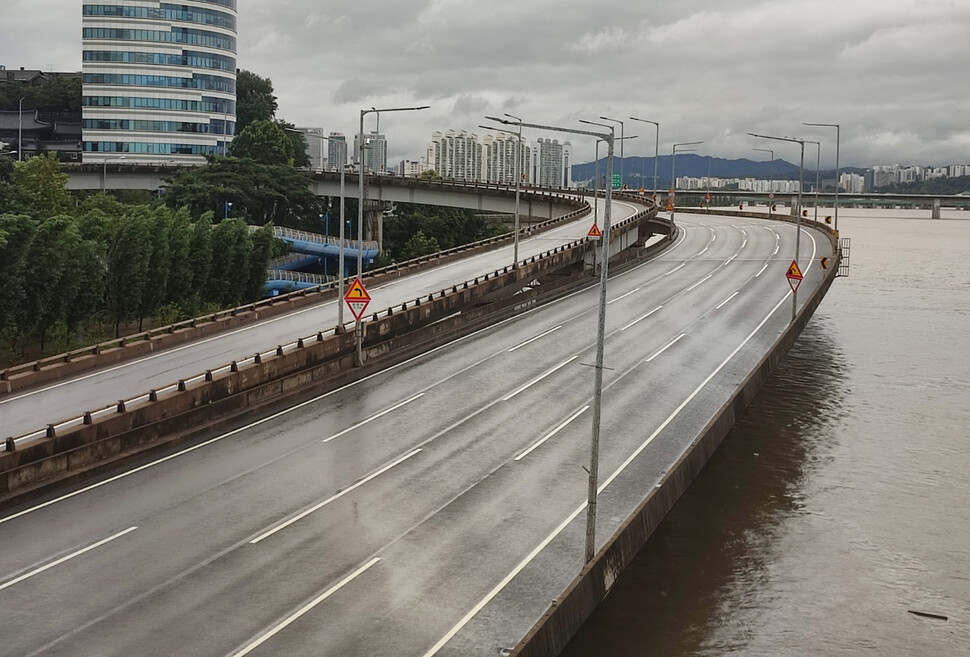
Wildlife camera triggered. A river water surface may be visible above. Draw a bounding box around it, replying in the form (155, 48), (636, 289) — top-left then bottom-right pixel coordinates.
(563, 208), (970, 655)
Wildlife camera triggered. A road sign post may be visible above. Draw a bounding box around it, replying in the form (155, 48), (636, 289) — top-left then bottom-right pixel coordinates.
(344, 278), (371, 365)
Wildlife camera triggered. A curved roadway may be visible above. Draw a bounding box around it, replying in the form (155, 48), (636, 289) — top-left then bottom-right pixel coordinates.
(1, 200), (632, 440)
(0, 212), (833, 657)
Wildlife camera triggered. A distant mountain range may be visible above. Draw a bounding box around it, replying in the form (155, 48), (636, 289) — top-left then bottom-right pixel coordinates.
(572, 154), (865, 188)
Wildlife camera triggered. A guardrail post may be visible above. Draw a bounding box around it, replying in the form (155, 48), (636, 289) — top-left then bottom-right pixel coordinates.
(205, 370), (213, 382)
(178, 380), (187, 392)
(149, 390), (158, 402)
(5, 437), (14, 452)
(117, 400), (126, 413)
(276, 345), (284, 356)
(46, 424), (56, 438)
(254, 353), (262, 364)
(297, 338), (305, 349)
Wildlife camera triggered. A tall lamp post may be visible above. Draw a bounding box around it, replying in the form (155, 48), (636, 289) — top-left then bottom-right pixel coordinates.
(804, 122), (840, 235)
(753, 147), (773, 213)
(102, 155), (127, 191)
(748, 132), (806, 323)
(504, 113), (524, 268)
(806, 140), (821, 225)
(356, 104), (429, 364)
(671, 141), (703, 221)
(630, 117), (659, 204)
(600, 116), (625, 188)
(488, 115), (615, 565)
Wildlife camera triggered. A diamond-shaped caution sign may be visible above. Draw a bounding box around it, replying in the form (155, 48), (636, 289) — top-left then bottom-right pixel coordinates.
(786, 260), (804, 293)
(344, 277), (371, 321)
(588, 223), (602, 240)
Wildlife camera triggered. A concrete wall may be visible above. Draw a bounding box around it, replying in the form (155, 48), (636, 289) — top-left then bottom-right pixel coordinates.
(508, 219), (840, 657)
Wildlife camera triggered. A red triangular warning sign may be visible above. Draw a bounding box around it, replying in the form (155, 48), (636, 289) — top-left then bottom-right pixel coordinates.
(787, 260), (803, 280)
(588, 223), (602, 238)
(665, 201), (674, 211)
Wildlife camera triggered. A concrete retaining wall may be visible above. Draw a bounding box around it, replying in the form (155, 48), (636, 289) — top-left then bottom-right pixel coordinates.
(509, 222), (840, 657)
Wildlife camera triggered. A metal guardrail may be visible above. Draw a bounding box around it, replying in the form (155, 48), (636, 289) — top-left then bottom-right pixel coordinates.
(4, 193), (660, 452)
(271, 225), (379, 253)
(267, 271), (336, 285)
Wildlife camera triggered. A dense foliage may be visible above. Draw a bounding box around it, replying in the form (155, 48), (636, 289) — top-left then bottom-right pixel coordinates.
(382, 203), (506, 262)
(0, 75), (82, 113)
(0, 153), (275, 362)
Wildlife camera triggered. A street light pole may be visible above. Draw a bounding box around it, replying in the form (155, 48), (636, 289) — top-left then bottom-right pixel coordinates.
(748, 132), (805, 323)
(338, 143), (348, 329)
(489, 115), (616, 565)
(753, 147), (773, 213)
(600, 116), (624, 188)
(671, 141), (703, 222)
(630, 117), (659, 204)
(807, 140), (821, 225)
(102, 155), (127, 192)
(804, 122), (840, 235)
(505, 113), (523, 268)
(356, 104), (429, 363)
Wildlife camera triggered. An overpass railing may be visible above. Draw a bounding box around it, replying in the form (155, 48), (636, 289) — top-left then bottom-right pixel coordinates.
(4, 193), (664, 452)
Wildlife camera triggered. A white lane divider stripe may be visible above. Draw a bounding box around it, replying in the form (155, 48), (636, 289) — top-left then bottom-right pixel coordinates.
(508, 326), (562, 352)
(607, 288), (640, 305)
(251, 450), (421, 544)
(622, 306), (662, 331)
(685, 274), (713, 292)
(0, 527), (138, 593)
(756, 262), (769, 277)
(664, 263), (685, 276)
(515, 406), (589, 461)
(228, 557), (381, 657)
(502, 356), (579, 402)
(646, 334), (685, 362)
(323, 394), (424, 443)
(716, 292), (740, 310)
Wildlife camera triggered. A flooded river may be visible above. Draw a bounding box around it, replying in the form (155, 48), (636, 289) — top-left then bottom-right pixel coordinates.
(563, 208), (970, 655)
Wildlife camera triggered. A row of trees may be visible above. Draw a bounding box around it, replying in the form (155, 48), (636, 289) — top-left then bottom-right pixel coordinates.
(0, 154), (276, 362)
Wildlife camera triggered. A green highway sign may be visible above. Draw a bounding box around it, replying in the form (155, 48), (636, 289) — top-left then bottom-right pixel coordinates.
(611, 174), (621, 189)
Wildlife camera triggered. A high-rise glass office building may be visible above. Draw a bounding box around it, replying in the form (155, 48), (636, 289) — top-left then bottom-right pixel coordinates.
(81, 1), (238, 164)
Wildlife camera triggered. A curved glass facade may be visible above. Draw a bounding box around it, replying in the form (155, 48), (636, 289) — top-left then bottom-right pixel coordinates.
(82, 1), (237, 164)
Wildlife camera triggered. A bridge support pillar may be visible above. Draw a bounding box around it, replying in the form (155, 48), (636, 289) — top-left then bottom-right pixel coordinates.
(932, 198), (941, 220)
(363, 201), (383, 253)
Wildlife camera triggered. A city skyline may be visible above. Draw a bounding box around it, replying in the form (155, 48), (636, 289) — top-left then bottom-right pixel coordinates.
(2, 0), (968, 168)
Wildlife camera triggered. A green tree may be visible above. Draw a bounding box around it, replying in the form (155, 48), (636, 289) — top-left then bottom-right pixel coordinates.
(400, 231), (441, 260)
(0, 75), (82, 113)
(0, 214), (35, 340)
(22, 216), (82, 349)
(188, 213), (214, 304)
(67, 238), (107, 338)
(8, 153), (72, 218)
(246, 223), (275, 300)
(137, 207), (173, 329)
(209, 218), (252, 306)
(278, 120), (311, 169)
(106, 208), (153, 336)
(235, 70), (278, 132)
(166, 207), (194, 308)
(229, 119), (294, 165)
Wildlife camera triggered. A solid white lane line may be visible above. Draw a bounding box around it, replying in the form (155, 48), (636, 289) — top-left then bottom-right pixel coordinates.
(424, 240), (819, 656)
(607, 288), (640, 305)
(664, 263), (685, 276)
(685, 274), (713, 292)
(646, 334), (685, 362)
(507, 326), (562, 352)
(621, 306), (662, 331)
(515, 406), (589, 461)
(698, 246), (709, 256)
(741, 239), (747, 248)
(322, 394), (425, 443)
(755, 262), (769, 277)
(716, 292), (740, 310)
(0, 527), (137, 593)
(773, 244), (779, 255)
(501, 356), (579, 402)
(229, 557), (380, 657)
(250, 450), (421, 544)
(724, 255), (737, 265)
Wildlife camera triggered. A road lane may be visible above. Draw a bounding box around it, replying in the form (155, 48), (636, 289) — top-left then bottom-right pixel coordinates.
(0, 212), (833, 657)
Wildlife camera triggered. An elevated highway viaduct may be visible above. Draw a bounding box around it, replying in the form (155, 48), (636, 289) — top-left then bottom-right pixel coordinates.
(0, 200), (839, 656)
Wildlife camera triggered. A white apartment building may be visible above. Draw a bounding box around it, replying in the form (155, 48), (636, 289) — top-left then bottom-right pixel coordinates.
(397, 159), (423, 177)
(482, 132), (529, 184)
(81, 0), (238, 164)
(428, 129), (482, 180)
(532, 138), (572, 188)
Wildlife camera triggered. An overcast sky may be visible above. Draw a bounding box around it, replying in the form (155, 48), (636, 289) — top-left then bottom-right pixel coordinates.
(3, 0), (969, 168)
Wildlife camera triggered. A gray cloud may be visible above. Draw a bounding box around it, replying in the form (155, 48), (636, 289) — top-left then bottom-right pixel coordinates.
(2, 0), (969, 167)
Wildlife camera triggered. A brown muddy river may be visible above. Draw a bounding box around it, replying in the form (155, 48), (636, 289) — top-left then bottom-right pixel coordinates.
(563, 208), (970, 655)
